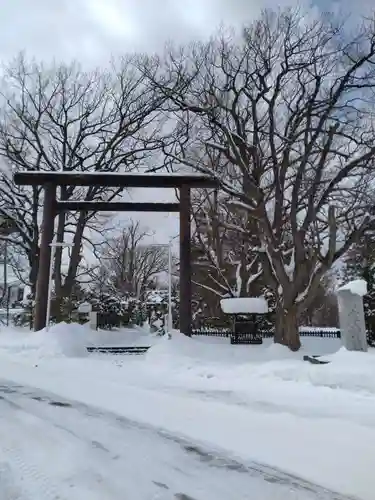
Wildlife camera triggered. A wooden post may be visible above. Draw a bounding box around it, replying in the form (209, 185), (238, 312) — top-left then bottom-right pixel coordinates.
(34, 183), (56, 331)
(179, 185), (192, 336)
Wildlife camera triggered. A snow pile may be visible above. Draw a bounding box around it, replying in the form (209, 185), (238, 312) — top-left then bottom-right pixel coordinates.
(220, 297), (268, 314)
(146, 330), (265, 367)
(145, 333), (302, 385)
(47, 323), (89, 358)
(145, 333), (375, 396)
(310, 347), (375, 393)
(226, 347), (375, 395)
(0, 322), (89, 359)
(337, 279), (367, 296)
(145, 332), (197, 369)
(1, 328), (375, 498)
(147, 332), (336, 367)
(85, 325), (159, 347)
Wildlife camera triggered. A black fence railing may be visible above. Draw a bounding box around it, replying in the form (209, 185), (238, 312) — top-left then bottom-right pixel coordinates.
(192, 327), (342, 339)
(192, 328), (231, 337)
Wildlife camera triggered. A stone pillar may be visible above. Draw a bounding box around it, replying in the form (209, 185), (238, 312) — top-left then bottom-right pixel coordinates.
(337, 280), (368, 352)
(89, 312), (97, 330)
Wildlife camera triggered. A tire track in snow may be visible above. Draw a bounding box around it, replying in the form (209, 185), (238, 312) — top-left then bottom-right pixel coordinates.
(0, 461), (28, 500)
(0, 381), (360, 500)
(0, 395), (73, 500)
(0, 432), (63, 500)
(0, 396), (136, 500)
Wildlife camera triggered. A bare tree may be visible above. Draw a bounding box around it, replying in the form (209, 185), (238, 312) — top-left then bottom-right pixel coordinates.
(0, 54), (166, 304)
(82, 263), (114, 296)
(143, 9), (375, 350)
(298, 273), (339, 327)
(97, 220), (168, 298)
(191, 186), (262, 309)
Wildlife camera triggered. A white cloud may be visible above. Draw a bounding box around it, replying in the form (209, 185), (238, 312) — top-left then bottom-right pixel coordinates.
(0, 0), (307, 63)
(0, 0), (370, 242)
(1, 0), (368, 62)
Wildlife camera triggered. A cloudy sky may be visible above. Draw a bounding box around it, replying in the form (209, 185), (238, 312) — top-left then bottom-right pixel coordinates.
(0, 0), (368, 65)
(0, 0), (304, 62)
(0, 0), (370, 246)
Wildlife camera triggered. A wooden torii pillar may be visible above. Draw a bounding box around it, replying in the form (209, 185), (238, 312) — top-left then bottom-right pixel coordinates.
(34, 183), (56, 331)
(179, 185), (192, 336)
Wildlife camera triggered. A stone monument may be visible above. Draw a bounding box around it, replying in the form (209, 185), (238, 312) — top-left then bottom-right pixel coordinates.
(337, 279), (368, 352)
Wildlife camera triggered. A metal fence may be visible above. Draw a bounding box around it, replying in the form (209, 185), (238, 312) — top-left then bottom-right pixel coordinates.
(192, 327), (231, 337)
(192, 327), (342, 339)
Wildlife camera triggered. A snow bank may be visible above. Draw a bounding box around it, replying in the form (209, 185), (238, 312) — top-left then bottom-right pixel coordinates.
(85, 325), (160, 347)
(147, 332), (339, 367)
(145, 332), (302, 385)
(220, 297), (268, 314)
(145, 333), (375, 396)
(241, 347), (375, 395)
(0, 352), (375, 499)
(337, 279), (367, 296)
(0, 322), (89, 359)
(0, 322), (166, 360)
(0, 323), (162, 360)
(1, 329), (375, 498)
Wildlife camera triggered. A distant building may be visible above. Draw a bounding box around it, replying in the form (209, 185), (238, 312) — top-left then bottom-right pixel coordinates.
(0, 267), (26, 307)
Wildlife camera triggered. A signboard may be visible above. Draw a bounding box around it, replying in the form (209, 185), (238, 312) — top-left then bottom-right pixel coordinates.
(231, 333), (263, 345)
(231, 320), (263, 345)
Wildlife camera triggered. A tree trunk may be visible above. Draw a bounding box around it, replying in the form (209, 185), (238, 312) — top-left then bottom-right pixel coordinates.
(54, 210), (66, 298)
(28, 245), (39, 298)
(50, 212), (86, 318)
(274, 304), (301, 351)
(61, 212), (86, 299)
(52, 295), (64, 323)
(274, 303), (285, 345)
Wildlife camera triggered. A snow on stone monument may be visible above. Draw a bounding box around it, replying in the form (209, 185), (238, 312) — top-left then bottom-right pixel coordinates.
(220, 297), (269, 315)
(337, 279), (368, 352)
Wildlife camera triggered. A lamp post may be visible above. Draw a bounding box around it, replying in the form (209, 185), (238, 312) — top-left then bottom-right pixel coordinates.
(168, 241), (173, 333)
(46, 239), (73, 331)
(150, 240), (174, 334)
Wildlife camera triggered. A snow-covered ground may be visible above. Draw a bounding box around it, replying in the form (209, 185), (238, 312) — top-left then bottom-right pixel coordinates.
(0, 380), (351, 500)
(0, 323), (373, 499)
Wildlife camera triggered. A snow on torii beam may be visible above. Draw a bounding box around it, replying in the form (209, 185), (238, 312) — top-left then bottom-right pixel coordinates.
(13, 171), (219, 334)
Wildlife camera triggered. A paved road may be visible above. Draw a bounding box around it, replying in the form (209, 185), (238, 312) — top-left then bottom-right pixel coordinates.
(0, 381), (357, 500)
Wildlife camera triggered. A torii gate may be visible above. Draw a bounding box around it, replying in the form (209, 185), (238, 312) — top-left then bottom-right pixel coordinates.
(13, 171), (218, 335)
